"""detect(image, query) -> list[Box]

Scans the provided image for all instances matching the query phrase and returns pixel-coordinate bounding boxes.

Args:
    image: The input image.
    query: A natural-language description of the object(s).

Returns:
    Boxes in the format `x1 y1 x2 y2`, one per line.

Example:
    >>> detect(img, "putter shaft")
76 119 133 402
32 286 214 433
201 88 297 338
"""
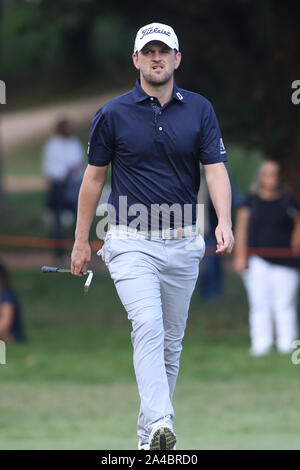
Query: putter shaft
41 266 94 292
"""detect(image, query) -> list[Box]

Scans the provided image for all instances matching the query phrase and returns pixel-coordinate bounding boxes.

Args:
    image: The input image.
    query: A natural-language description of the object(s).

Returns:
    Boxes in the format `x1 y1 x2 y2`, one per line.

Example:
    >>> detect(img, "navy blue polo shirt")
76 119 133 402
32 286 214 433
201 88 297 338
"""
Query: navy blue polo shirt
88 80 227 230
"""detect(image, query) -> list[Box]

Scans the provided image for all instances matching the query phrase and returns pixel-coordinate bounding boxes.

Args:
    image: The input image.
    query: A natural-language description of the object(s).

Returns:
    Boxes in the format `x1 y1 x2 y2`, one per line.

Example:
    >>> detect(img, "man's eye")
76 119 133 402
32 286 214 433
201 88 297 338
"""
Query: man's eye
142 49 170 55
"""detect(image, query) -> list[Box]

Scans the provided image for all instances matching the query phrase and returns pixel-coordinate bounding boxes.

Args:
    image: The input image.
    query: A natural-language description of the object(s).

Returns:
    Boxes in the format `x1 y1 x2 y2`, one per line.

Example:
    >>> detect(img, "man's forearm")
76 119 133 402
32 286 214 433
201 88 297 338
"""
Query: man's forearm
71 164 108 275
75 168 106 242
204 163 232 226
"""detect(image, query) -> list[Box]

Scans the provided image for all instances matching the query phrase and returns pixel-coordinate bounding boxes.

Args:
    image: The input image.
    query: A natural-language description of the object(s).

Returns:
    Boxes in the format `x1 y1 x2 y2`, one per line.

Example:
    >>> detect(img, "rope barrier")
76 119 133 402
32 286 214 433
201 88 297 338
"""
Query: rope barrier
0 235 102 252
0 235 299 257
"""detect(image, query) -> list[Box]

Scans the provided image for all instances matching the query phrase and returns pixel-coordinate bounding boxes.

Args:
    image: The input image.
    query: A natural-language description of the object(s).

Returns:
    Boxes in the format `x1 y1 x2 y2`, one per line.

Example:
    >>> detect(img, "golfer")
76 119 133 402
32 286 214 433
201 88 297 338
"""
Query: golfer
71 22 234 450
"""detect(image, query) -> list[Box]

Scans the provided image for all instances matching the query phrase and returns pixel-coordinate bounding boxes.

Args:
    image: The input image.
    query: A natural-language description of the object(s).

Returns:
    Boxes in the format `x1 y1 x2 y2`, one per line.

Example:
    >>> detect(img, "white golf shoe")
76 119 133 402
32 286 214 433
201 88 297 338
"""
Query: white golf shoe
149 419 176 450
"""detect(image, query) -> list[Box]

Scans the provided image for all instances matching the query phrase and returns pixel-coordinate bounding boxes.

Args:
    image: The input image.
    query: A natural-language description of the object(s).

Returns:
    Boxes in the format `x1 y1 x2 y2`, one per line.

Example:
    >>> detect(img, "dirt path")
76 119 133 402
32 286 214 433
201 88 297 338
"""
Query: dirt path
5 176 46 192
1 90 126 152
2 91 125 191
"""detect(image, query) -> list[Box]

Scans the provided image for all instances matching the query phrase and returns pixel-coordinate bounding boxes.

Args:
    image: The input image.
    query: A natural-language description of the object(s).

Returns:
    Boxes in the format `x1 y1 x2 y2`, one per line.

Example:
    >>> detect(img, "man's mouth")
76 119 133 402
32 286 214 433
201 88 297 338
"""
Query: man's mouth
152 65 164 70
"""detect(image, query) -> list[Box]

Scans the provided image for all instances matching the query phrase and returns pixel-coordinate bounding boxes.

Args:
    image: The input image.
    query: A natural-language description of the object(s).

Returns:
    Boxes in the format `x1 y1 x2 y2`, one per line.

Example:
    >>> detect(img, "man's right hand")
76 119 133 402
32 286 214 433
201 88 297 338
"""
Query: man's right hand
71 240 91 276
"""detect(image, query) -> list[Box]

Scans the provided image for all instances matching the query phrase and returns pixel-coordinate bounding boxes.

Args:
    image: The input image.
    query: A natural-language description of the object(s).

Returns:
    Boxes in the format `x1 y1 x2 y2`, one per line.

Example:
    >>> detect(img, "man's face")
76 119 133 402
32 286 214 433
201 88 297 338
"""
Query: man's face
132 41 181 86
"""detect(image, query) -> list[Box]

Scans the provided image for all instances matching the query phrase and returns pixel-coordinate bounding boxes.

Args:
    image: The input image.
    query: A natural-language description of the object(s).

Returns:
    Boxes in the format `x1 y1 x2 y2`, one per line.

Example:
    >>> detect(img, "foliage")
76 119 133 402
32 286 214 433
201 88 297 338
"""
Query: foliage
1 0 299 185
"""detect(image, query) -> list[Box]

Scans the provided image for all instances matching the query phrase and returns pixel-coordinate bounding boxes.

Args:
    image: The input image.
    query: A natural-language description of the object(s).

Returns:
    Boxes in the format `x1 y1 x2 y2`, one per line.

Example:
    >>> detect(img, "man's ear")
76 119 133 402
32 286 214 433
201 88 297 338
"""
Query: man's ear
174 51 182 70
132 52 140 70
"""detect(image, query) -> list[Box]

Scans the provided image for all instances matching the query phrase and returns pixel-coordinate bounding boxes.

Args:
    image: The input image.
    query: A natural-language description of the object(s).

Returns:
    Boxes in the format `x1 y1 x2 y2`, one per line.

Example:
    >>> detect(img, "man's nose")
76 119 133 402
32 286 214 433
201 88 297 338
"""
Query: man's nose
152 51 162 61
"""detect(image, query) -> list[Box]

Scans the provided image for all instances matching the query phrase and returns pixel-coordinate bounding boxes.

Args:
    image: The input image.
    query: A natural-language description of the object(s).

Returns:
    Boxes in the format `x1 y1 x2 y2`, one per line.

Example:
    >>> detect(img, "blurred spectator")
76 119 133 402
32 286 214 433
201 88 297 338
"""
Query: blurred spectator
198 167 245 300
0 263 25 344
42 118 84 259
234 160 300 356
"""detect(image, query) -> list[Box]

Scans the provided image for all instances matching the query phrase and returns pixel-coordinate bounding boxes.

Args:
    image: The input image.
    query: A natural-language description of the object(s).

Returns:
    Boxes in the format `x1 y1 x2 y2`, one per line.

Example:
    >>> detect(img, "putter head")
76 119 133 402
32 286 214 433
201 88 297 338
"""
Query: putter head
41 265 93 293
84 270 94 292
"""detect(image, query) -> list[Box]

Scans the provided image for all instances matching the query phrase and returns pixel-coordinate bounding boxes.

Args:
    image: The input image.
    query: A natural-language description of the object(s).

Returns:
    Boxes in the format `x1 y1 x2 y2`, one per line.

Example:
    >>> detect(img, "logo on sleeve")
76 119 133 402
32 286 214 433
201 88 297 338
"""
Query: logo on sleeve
220 138 226 155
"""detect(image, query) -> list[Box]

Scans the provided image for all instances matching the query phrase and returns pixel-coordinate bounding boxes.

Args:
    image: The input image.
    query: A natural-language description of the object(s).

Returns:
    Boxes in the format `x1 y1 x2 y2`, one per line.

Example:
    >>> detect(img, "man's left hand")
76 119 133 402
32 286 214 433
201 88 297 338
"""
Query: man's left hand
215 223 235 254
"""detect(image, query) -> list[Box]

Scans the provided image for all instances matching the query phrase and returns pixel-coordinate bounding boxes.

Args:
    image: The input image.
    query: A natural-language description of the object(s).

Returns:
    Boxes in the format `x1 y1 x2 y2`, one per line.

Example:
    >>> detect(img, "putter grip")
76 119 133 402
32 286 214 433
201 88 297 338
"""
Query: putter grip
41 266 58 273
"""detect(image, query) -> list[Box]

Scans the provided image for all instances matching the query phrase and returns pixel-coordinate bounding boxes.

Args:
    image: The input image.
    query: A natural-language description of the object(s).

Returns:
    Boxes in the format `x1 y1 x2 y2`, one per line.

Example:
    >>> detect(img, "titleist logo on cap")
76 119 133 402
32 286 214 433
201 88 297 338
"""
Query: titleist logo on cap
140 27 171 40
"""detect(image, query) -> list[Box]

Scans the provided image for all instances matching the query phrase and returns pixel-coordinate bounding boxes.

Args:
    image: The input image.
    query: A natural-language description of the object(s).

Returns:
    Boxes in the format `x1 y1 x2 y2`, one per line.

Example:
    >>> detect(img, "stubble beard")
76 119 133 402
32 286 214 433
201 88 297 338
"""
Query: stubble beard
141 68 174 87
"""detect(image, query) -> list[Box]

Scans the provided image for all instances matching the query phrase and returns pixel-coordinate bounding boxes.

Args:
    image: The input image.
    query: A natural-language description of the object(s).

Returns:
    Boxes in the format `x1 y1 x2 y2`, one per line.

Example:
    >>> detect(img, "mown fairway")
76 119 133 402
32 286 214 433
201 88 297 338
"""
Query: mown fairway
0 269 299 449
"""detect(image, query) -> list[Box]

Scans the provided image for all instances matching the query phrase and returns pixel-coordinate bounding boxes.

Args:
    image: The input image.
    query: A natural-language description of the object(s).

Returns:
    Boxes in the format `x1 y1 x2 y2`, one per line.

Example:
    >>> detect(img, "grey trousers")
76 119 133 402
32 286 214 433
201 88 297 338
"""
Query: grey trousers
100 229 205 445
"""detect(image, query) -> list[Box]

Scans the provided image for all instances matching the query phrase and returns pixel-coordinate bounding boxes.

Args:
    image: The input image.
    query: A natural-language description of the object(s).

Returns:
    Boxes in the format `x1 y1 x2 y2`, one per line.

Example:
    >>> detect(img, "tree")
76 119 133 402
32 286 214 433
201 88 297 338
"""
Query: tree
2 0 300 190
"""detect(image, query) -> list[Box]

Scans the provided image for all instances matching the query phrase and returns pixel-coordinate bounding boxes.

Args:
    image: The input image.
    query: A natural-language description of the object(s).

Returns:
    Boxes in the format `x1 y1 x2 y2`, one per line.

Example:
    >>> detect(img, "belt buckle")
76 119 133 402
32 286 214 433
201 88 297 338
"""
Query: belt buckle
176 227 183 239
170 229 176 240
169 227 183 239
165 228 176 240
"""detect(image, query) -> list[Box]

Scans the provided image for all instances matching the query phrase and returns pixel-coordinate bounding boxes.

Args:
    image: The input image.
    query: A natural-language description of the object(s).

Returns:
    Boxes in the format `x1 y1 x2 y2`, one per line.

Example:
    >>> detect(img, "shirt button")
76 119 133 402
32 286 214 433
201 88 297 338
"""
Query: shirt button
150 97 154 101
159 126 163 131
159 112 162 115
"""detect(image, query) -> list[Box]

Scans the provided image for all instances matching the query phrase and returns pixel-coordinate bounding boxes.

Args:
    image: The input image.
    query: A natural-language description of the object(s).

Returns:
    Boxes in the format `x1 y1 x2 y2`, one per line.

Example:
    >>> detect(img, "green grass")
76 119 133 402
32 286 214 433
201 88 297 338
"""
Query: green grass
0 270 299 450
227 145 262 195
4 140 44 177
1 192 101 247
3 127 91 178
2 192 49 238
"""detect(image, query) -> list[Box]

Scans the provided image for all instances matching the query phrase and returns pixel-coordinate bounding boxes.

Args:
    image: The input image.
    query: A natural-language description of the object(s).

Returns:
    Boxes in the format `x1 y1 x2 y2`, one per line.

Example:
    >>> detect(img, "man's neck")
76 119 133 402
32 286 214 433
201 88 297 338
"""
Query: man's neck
140 76 174 107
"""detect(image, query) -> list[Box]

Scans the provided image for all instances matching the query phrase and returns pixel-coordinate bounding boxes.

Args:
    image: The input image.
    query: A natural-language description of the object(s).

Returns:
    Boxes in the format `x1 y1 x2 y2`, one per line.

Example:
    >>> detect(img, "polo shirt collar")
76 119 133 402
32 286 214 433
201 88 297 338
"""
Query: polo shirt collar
132 80 149 103
132 80 184 104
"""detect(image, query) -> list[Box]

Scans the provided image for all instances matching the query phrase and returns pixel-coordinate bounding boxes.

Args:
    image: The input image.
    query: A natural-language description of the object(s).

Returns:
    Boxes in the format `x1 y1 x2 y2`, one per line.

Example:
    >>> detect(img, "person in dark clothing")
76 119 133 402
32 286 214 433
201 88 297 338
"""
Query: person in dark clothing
234 160 300 356
0 263 25 344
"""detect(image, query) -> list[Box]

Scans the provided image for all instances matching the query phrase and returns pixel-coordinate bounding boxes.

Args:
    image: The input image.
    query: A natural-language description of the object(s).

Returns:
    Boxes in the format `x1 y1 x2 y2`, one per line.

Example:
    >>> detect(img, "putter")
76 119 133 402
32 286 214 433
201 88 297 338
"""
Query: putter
41 266 94 293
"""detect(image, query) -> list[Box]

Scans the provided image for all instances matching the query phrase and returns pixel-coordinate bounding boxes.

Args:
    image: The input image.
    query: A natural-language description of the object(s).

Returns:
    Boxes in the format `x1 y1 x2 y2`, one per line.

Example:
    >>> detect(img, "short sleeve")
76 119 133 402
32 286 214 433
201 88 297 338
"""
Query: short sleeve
87 108 114 166
198 102 227 165
290 196 300 212
287 195 300 218
241 194 254 209
1 288 15 304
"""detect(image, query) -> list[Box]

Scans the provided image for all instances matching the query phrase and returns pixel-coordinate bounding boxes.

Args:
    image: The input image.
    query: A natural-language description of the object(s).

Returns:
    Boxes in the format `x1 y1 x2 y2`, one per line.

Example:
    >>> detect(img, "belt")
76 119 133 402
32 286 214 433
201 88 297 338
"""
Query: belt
108 224 199 240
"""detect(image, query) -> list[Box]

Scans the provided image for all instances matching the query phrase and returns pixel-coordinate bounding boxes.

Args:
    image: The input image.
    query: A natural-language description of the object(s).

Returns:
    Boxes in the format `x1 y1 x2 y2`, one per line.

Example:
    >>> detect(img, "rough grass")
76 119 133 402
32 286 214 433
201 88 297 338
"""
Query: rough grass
3 127 90 177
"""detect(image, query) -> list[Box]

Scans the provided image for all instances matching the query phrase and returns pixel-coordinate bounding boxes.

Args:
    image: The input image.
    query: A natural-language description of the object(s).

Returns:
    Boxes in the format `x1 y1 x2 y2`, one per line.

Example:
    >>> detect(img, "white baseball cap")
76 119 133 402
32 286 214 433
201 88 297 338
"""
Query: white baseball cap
134 22 179 53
